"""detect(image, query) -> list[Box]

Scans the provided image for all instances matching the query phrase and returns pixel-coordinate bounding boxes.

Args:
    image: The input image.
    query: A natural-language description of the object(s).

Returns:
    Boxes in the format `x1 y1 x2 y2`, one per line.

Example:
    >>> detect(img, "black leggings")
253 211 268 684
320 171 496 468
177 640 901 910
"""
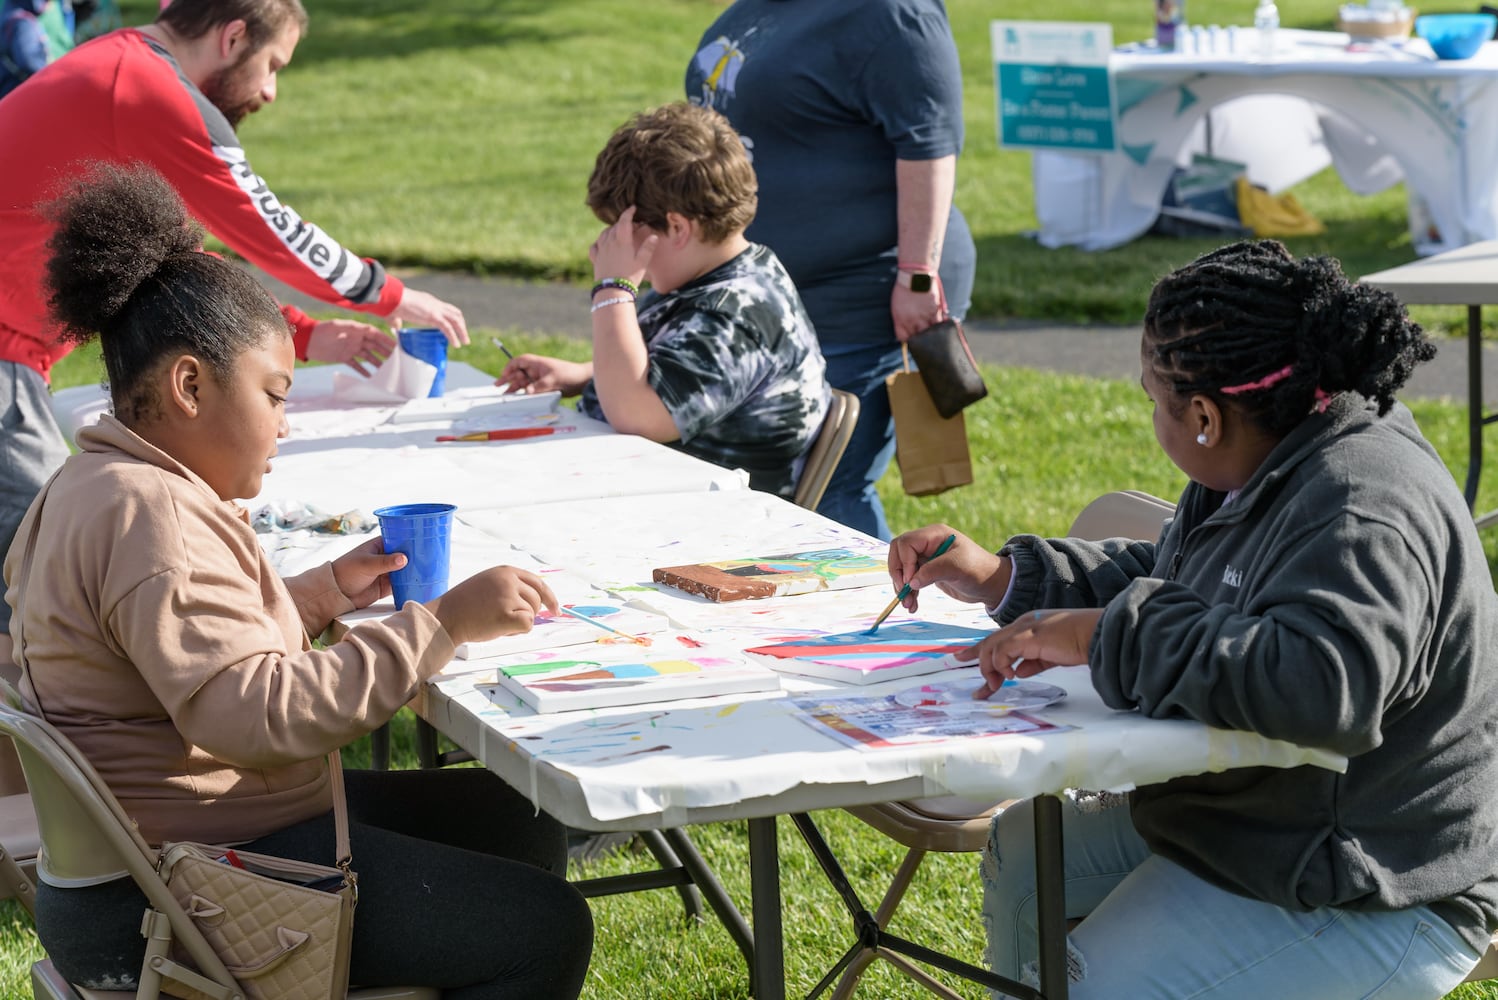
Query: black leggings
35 768 593 999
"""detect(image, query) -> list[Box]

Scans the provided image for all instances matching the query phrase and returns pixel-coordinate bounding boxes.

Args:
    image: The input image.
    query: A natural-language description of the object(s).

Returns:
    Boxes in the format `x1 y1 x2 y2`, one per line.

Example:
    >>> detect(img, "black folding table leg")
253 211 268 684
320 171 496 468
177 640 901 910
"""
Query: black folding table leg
748 816 784 1000
660 827 757 967
1033 795 1069 1000
636 828 705 923
368 722 391 771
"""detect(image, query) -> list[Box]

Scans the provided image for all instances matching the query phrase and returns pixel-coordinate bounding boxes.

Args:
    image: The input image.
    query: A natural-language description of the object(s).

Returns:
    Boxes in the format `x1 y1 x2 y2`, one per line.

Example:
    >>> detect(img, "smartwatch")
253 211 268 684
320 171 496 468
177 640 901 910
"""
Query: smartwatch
898 269 934 293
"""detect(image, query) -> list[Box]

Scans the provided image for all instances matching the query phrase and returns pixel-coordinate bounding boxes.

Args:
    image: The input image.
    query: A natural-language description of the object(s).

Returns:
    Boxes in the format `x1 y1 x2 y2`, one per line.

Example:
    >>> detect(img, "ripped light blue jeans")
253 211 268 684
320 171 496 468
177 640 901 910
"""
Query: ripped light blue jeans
981 797 1482 1000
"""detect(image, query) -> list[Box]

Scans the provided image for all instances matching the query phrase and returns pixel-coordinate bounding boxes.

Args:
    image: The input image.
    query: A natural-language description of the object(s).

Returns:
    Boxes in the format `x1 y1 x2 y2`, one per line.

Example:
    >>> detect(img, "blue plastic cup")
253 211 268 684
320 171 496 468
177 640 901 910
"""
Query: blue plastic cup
397 328 448 397
374 503 456 606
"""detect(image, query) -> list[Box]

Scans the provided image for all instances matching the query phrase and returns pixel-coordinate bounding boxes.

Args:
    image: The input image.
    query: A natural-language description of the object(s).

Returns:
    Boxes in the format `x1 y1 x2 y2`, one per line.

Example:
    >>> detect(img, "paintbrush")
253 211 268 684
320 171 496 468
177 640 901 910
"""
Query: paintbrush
491 337 529 395
867 533 957 634
554 605 651 644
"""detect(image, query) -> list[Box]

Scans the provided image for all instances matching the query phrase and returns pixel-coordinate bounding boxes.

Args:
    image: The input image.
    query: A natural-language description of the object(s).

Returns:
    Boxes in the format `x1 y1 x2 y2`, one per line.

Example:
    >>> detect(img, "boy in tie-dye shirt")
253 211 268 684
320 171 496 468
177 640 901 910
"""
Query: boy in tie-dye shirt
496 103 830 498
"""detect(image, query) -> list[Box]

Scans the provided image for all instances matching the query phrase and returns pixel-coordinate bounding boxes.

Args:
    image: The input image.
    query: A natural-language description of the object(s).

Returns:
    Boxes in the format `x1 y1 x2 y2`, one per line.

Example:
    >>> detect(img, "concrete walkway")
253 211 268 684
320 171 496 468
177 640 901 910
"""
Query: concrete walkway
255 266 1494 405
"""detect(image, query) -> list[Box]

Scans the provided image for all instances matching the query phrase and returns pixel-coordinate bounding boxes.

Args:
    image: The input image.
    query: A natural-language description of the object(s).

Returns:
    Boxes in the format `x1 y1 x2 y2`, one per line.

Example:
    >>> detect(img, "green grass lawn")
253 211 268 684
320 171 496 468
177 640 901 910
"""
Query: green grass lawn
100 0 1487 339
16 2 1498 995
14 332 1498 999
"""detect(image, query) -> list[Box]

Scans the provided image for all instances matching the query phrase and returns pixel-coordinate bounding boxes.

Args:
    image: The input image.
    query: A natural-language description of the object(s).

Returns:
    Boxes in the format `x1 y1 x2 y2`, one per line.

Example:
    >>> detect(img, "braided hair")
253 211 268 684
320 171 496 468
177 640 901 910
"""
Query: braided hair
1143 239 1435 438
42 161 287 425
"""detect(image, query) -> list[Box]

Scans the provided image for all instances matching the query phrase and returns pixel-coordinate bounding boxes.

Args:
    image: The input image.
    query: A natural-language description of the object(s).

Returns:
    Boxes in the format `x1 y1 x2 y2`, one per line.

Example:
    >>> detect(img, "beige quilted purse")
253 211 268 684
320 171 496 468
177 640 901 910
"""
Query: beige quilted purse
7 476 357 999
158 754 357 1000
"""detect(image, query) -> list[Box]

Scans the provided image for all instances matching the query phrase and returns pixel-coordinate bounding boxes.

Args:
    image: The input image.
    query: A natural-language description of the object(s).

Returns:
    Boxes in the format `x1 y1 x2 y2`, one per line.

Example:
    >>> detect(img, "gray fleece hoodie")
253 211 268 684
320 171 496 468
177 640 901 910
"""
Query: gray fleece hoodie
999 395 1498 950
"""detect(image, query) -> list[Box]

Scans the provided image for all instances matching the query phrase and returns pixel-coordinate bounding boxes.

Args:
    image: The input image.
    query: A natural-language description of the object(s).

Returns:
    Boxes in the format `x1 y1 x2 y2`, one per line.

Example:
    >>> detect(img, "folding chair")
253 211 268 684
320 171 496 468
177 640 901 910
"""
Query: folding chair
817 489 1176 999
0 637 43 913
1463 935 1498 983
0 698 436 1000
794 388 861 511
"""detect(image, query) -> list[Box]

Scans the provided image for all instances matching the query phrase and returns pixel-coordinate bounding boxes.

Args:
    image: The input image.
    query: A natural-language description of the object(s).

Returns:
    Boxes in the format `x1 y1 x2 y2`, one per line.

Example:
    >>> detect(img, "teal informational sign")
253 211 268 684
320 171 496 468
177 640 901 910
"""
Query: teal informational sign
992 21 1116 153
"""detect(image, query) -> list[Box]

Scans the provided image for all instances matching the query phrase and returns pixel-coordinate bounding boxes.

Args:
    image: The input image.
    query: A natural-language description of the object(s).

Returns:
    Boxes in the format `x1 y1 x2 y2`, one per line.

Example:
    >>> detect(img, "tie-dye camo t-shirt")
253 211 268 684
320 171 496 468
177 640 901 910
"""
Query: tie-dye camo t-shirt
579 243 829 498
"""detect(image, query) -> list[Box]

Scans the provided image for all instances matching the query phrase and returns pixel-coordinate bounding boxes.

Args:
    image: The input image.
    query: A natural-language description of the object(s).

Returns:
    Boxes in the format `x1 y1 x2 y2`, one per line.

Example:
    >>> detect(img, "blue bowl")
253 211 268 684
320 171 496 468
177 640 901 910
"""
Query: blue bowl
1415 13 1496 60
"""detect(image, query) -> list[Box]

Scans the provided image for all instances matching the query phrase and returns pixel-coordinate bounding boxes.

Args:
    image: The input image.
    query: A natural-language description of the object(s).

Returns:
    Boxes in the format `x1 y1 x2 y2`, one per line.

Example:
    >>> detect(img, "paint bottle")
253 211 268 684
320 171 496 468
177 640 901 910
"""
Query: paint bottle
1155 0 1185 50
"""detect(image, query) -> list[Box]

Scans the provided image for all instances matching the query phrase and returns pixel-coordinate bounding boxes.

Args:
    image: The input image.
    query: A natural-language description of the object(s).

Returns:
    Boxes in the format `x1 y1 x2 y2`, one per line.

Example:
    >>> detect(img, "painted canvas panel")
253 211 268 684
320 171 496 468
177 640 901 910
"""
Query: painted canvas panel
652 547 886 602
485 641 781 713
746 620 992 684
456 601 671 659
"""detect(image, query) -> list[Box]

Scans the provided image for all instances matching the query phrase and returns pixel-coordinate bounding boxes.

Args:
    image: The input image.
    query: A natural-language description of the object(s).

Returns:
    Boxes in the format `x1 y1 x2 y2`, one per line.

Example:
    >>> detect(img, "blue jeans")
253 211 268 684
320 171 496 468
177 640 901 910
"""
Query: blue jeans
982 797 1482 999
815 340 905 541
0 361 71 633
807 214 974 542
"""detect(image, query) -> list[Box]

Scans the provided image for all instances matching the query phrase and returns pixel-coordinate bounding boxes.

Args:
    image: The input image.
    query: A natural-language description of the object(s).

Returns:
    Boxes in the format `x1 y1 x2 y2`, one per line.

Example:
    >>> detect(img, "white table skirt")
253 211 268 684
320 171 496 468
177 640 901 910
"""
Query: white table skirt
1034 29 1498 254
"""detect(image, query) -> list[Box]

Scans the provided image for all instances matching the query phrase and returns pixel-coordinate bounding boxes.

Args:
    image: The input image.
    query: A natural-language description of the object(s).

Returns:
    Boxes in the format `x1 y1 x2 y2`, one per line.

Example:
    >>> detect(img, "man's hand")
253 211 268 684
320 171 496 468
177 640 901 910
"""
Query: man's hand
303 320 396 377
391 288 469 347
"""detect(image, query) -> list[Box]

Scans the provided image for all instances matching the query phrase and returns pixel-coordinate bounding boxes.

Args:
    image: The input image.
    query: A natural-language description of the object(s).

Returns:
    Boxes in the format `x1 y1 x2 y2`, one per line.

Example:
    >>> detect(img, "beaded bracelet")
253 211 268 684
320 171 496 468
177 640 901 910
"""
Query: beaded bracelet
590 277 639 299
590 295 635 314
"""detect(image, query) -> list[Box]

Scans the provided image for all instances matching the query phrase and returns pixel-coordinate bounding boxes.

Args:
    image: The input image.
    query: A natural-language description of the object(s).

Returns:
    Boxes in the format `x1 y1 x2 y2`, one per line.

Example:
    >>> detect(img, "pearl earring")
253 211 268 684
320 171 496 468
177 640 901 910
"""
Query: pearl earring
1196 433 1209 445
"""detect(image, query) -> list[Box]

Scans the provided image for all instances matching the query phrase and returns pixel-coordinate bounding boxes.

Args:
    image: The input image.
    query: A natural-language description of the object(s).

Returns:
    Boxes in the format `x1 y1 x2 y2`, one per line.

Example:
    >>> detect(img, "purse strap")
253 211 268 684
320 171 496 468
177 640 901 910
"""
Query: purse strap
8 472 352 870
328 750 351 871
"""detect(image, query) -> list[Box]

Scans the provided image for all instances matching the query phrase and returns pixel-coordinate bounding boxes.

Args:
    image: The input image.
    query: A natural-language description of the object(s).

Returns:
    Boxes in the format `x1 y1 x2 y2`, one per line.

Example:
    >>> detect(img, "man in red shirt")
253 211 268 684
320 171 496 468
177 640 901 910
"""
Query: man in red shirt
0 0 471 637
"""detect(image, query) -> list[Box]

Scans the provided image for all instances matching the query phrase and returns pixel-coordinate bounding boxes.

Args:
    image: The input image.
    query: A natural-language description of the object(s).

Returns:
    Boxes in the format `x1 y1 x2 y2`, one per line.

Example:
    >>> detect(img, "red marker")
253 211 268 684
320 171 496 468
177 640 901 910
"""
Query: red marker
435 426 577 442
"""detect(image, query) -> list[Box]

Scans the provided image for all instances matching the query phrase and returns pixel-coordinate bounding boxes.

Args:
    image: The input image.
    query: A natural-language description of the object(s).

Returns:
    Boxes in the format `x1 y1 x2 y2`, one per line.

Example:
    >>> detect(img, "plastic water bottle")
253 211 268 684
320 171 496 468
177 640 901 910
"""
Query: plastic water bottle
1253 0 1279 57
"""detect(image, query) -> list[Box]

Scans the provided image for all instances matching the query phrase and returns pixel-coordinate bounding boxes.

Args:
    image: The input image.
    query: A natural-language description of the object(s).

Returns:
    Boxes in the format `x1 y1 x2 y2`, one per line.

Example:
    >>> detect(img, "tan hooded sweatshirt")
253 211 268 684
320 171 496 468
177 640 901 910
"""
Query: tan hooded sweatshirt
3 415 455 846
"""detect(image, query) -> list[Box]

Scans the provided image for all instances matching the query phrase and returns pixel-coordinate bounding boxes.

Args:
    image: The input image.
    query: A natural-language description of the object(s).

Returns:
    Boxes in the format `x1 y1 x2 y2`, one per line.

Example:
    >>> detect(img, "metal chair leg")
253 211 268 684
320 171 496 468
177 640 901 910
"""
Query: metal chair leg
830 847 927 999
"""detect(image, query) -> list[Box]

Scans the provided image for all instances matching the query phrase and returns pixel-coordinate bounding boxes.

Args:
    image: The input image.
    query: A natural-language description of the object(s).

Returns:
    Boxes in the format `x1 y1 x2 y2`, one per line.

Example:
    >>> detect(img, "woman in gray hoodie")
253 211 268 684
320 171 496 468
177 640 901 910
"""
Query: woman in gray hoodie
891 239 1498 998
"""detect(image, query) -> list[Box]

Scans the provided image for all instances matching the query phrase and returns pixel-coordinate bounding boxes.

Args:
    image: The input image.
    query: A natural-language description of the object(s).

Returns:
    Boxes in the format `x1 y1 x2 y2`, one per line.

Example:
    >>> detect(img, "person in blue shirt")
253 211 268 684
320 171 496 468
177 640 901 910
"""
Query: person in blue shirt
0 0 50 98
686 0 976 540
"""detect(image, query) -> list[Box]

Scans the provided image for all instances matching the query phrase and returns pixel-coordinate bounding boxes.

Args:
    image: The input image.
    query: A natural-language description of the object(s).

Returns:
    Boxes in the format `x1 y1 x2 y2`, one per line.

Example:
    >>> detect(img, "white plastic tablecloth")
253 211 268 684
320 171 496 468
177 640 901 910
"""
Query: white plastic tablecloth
236 364 746 514
237 380 1344 833
436 493 1346 829
426 661 1345 828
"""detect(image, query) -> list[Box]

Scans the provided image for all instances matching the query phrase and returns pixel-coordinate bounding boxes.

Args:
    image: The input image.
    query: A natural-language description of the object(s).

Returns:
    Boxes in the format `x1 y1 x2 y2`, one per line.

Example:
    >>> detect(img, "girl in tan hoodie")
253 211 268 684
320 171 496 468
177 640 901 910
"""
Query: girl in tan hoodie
3 161 593 998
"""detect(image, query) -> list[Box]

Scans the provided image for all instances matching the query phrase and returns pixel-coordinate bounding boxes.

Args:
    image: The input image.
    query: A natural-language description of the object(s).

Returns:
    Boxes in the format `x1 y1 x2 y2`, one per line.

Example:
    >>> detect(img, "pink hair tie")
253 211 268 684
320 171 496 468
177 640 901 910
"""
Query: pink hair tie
1220 364 1294 395
1313 388 1336 414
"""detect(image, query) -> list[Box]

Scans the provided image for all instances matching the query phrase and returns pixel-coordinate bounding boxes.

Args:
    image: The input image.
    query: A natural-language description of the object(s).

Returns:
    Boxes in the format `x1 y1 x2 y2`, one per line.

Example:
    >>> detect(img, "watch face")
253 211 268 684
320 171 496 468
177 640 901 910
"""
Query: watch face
909 272 933 293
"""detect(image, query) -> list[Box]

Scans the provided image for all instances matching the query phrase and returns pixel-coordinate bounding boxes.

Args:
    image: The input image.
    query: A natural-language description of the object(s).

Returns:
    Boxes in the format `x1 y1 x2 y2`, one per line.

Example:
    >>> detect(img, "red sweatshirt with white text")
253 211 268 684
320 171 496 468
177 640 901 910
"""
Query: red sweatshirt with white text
0 29 406 379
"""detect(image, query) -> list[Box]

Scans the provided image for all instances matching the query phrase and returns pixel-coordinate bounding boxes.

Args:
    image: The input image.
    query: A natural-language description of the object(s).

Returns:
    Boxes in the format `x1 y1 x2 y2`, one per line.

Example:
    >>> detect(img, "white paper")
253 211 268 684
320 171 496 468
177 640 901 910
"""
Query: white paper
50 384 112 440
331 347 436 404
389 388 562 425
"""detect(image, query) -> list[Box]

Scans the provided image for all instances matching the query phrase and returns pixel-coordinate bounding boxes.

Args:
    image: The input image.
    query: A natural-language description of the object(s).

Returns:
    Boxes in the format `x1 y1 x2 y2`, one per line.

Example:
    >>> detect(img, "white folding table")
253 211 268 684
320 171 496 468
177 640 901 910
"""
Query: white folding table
1362 240 1498 527
404 492 1345 1000
1034 30 1498 254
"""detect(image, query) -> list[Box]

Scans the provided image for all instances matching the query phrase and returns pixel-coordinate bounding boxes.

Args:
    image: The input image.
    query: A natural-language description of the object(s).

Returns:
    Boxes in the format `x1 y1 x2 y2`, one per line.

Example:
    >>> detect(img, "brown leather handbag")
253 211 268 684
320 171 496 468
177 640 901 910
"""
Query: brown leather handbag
905 318 989 419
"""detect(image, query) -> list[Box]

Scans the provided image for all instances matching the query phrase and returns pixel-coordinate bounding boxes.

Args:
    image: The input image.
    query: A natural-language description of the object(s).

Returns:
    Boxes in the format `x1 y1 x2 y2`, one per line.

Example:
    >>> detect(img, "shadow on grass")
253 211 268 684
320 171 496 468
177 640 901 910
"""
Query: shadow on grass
287 0 565 65
971 212 1417 325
